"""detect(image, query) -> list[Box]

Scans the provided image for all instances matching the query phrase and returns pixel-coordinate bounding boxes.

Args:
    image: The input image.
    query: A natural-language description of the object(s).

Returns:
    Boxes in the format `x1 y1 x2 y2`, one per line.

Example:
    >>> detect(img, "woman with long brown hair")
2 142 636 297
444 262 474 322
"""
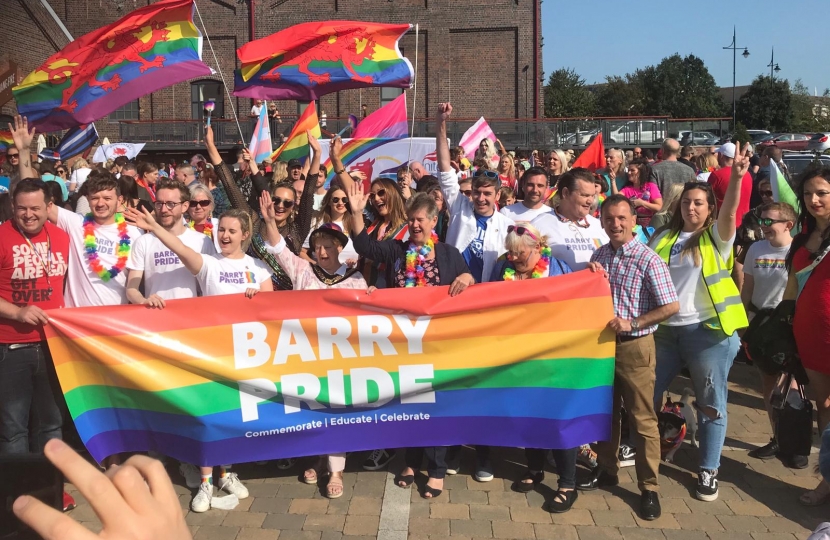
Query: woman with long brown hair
300 185 358 263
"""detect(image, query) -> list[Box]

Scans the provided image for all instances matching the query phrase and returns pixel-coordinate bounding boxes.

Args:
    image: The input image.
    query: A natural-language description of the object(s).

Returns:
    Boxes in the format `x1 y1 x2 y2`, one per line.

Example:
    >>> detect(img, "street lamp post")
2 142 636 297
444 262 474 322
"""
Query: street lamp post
723 26 749 130
767 48 781 79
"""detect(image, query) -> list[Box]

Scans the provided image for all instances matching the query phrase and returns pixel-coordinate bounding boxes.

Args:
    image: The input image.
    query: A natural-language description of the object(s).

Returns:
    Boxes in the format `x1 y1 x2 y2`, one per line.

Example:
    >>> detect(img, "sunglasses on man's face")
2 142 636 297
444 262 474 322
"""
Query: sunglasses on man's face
758 218 788 227
273 197 294 208
56 169 66 174
759 190 774 198
369 189 387 200
190 199 211 208
460 189 473 197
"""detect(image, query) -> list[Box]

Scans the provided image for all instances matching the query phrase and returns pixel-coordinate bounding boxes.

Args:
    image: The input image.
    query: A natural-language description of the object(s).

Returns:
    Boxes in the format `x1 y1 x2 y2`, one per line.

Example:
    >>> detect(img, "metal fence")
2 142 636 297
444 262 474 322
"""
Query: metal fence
118 116 733 150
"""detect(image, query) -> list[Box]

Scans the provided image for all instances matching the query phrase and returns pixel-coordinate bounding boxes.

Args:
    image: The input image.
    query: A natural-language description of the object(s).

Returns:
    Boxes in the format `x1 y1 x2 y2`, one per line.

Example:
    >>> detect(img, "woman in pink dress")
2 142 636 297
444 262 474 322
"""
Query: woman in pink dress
259 191 367 499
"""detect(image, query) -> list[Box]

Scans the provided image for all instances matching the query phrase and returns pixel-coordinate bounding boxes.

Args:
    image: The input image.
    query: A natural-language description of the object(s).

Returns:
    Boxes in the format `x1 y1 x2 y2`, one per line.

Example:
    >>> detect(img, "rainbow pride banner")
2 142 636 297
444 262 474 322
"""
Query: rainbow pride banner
45 271 615 466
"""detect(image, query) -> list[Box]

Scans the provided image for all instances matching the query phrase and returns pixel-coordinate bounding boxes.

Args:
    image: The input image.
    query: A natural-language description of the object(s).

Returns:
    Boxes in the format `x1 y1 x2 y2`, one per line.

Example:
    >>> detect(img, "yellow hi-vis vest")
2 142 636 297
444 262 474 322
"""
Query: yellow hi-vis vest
653 227 748 336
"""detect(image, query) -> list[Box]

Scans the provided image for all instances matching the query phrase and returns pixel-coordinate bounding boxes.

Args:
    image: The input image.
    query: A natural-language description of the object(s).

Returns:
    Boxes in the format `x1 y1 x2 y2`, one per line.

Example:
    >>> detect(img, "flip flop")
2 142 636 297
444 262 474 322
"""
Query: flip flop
326 474 344 499
302 468 319 485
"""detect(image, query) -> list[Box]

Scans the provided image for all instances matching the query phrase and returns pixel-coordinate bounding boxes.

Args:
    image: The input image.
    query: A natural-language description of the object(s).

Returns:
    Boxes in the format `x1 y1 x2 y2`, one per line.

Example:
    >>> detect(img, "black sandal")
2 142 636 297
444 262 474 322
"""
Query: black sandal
395 471 417 488
512 470 544 493
548 489 578 513
422 485 443 499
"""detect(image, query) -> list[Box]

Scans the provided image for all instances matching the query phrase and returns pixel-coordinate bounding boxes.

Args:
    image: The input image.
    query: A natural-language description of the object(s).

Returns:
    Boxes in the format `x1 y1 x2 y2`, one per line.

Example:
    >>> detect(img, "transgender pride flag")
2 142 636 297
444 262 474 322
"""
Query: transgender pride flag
249 102 272 164
458 117 496 161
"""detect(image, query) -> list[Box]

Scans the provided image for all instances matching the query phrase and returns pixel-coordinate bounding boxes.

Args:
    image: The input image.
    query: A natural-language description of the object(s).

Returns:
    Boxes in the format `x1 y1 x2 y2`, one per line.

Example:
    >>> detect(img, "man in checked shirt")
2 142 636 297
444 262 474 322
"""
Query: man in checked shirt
580 193 679 521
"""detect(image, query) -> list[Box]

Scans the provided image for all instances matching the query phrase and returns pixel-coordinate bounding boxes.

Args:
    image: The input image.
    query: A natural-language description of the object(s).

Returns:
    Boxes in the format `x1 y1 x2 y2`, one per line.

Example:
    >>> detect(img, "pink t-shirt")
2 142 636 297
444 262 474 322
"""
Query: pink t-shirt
620 182 662 225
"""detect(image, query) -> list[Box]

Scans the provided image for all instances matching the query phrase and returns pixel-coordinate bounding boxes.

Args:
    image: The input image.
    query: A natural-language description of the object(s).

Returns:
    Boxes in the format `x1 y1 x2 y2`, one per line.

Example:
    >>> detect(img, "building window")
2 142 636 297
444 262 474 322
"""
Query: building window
109 100 139 122
191 81 224 120
380 87 403 108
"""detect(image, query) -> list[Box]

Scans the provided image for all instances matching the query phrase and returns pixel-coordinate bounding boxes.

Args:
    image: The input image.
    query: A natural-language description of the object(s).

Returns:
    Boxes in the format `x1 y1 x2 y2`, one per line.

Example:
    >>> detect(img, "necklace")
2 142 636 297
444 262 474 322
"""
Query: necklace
83 213 131 282
404 231 438 287
18 226 54 295
503 246 551 281
188 219 213 239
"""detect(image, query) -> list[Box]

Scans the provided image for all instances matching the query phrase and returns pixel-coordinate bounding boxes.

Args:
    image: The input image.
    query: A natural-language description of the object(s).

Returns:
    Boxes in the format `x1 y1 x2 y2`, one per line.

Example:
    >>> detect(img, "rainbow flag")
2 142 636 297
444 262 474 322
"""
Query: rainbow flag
269 102 321 163
321 137 393 185
12 0 212 132
352 92 408 139
44 271 615 465
234 21 414 101
0 130 12 153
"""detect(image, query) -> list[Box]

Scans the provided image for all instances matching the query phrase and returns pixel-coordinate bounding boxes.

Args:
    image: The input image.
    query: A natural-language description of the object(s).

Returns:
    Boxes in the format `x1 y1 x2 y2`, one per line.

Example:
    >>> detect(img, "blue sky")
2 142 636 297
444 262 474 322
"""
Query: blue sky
541 0 830 94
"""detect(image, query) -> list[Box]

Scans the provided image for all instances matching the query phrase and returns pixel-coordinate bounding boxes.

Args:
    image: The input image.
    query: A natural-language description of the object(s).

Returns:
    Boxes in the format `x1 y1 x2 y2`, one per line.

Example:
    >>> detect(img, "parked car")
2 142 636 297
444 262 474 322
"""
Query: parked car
756 133 812 151
782 153 830 176
679 131 720 146
807 133 830 153
606 120 666 145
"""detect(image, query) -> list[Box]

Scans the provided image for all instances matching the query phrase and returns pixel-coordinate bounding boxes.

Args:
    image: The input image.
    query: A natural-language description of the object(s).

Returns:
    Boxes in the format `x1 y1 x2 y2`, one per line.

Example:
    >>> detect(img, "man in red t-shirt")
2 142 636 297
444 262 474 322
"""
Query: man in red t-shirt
0 179 70 454
707 142 753 225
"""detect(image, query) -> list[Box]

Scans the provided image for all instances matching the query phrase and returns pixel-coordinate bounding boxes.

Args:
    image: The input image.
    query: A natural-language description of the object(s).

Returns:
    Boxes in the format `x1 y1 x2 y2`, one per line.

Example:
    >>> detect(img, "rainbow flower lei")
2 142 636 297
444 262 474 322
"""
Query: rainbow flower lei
503 246 551 281
83 213 131 282
188 219 213 239
404 231 438 287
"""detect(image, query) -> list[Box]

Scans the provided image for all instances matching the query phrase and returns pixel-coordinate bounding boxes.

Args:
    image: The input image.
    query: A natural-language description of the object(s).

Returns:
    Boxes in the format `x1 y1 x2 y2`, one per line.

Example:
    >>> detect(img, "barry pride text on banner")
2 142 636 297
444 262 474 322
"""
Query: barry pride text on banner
45 271 615 466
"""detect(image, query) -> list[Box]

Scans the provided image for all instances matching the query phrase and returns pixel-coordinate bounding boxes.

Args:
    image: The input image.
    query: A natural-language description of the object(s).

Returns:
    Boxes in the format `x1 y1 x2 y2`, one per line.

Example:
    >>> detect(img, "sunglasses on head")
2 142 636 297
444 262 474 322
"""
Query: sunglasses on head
369 189 387 200
331 196 347 204
507 225 539 241
759 190 774 198
190 199 211 207
477 170 499 179
273 196 294 208
758 217 788 227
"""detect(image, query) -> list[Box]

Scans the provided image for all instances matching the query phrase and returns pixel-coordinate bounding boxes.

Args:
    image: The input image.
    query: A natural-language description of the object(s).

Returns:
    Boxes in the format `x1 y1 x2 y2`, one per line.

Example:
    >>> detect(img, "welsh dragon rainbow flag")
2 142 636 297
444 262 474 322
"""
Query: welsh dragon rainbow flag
44 271 615 465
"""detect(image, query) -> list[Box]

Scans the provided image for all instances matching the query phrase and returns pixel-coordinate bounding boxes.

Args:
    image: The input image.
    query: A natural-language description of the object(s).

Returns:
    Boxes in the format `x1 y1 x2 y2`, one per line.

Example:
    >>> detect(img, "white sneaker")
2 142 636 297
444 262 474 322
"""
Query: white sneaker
191 482 213 513
179 463 201 489
218 472 249 499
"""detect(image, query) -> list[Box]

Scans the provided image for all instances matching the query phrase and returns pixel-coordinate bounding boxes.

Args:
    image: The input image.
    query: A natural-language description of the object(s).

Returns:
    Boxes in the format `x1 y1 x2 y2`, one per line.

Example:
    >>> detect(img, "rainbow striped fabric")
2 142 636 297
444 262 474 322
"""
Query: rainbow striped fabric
0 130 12 153
269 102 321 163
12 0 211 132
321 137 392 185
234 21 413 101
45 271 615 465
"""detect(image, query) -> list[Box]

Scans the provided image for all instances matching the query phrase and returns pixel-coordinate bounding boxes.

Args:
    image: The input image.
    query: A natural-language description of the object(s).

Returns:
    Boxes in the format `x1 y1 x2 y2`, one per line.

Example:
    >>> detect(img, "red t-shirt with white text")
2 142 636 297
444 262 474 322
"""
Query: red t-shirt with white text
0 221 70 343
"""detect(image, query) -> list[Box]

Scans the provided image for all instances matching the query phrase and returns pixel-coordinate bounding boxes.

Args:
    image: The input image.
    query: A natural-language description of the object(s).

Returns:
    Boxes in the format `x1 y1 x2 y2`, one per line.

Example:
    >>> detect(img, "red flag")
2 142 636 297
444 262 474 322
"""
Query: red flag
572 134 606 171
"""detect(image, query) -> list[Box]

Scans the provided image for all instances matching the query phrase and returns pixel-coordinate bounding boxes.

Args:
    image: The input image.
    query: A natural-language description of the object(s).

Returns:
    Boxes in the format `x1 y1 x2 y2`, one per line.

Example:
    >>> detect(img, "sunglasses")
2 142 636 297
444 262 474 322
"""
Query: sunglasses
331 197 347 204
154 201 185 210
56 169 66 174
759 190 774 198
477 170 499 179
460 189 473 197
507 225 540 241
190 199 211 207
273 197 294 208
7 153 19 159
758 218 788 227
368 189 387 200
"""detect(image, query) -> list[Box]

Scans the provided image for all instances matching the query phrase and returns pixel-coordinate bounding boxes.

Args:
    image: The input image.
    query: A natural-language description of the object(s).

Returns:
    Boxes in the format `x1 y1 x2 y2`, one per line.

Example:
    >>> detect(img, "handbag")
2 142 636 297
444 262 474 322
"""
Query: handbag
743 300 799 375
775 374 814 457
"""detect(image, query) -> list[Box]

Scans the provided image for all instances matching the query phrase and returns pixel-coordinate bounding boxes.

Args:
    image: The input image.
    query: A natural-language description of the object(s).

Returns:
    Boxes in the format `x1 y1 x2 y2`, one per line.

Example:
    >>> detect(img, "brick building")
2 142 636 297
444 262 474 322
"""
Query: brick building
0 0 543 154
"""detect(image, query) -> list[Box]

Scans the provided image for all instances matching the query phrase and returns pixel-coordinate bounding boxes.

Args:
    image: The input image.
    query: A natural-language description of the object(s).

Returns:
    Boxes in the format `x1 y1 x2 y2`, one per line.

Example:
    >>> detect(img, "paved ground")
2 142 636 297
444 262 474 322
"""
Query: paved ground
67 363 828 540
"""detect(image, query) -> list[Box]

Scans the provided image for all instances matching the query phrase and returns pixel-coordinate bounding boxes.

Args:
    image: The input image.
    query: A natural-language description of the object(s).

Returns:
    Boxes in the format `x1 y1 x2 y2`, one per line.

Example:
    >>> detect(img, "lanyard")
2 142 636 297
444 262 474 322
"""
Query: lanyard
18 226 53 295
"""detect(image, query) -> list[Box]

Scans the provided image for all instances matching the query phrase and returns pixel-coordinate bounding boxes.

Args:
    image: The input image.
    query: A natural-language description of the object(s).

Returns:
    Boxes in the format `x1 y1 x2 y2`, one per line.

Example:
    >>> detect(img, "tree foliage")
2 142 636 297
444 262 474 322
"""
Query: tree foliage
736 76 793 131
639 54 726 118
543 68 596 118
594 74 645 116
791 78 830 132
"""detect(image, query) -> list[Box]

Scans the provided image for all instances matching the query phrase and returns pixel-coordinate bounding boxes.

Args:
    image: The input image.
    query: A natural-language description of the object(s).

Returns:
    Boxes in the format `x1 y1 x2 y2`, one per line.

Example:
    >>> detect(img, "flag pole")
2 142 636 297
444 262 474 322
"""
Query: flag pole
193 0 246 146
408 23 419 163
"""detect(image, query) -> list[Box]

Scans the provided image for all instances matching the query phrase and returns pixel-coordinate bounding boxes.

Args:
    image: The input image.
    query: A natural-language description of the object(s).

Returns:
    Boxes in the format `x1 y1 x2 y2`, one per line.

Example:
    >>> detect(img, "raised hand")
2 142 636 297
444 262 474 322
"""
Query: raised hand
123 206 158 232
9 115 35 152
732 142 751 180
437 103 452 123
259 190 276 223
242 148 252 162
330 136 343 161
346 181 369 214
307 131 321 153
204 124 215 149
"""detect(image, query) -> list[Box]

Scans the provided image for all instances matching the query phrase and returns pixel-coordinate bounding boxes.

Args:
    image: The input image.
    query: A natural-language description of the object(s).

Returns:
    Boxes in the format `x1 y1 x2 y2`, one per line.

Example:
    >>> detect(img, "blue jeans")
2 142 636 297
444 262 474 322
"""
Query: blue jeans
653 322 739 471
0 343 64 454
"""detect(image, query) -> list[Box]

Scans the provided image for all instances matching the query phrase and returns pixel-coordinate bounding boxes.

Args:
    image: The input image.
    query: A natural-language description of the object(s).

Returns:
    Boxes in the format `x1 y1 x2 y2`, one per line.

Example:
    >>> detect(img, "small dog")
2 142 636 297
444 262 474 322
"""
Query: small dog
677 388 698 447
658 397 687 462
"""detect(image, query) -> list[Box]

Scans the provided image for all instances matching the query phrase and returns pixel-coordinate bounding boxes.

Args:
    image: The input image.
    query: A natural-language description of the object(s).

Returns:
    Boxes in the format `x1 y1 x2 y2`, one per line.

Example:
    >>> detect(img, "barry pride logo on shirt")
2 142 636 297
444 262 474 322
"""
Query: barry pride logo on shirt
219 270 258 284
564 237 602 252
153 250 181 267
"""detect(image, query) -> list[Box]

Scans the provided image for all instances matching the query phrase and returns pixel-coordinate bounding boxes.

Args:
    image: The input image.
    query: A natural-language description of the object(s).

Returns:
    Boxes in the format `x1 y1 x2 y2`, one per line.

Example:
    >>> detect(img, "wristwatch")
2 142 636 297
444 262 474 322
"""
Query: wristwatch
631 318 640 331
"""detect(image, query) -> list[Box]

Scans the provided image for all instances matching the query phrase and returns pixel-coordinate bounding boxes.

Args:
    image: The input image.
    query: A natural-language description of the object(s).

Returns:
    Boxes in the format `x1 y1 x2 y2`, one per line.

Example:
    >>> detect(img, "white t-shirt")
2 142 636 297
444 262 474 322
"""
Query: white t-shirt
250 105 262 117
69 168 91 190
302 219 359 264
652 223 734 326
499 202 552 222
57 207 144 307
531 212 609 271
196 253 273 297
743 240 790 310
127 228 216 300
313 193 326 211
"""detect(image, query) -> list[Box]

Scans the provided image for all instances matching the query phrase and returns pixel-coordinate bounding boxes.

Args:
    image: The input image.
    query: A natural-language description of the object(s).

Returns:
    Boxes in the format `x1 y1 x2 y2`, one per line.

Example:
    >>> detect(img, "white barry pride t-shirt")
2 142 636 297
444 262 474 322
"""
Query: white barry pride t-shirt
196 253 273 297
127 228 216 300
499 202 552 223
57 207 143 307
651 222 734 326
531 212 608 271
743 240 790 310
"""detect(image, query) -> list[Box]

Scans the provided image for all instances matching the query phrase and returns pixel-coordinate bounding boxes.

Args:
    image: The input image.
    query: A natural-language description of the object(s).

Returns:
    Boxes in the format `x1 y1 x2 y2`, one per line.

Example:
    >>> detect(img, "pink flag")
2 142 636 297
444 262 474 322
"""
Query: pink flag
458 117 496 161
353 93 408 139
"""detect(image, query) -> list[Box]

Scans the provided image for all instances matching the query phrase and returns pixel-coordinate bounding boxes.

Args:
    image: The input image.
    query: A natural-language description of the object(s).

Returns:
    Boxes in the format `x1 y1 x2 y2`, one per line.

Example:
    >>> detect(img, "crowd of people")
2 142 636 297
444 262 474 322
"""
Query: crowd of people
2 103 830 527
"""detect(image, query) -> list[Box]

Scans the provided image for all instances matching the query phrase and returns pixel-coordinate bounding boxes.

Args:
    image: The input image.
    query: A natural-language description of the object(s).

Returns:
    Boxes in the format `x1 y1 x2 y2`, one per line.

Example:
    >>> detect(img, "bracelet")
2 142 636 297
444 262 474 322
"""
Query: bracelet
335 168 346 175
